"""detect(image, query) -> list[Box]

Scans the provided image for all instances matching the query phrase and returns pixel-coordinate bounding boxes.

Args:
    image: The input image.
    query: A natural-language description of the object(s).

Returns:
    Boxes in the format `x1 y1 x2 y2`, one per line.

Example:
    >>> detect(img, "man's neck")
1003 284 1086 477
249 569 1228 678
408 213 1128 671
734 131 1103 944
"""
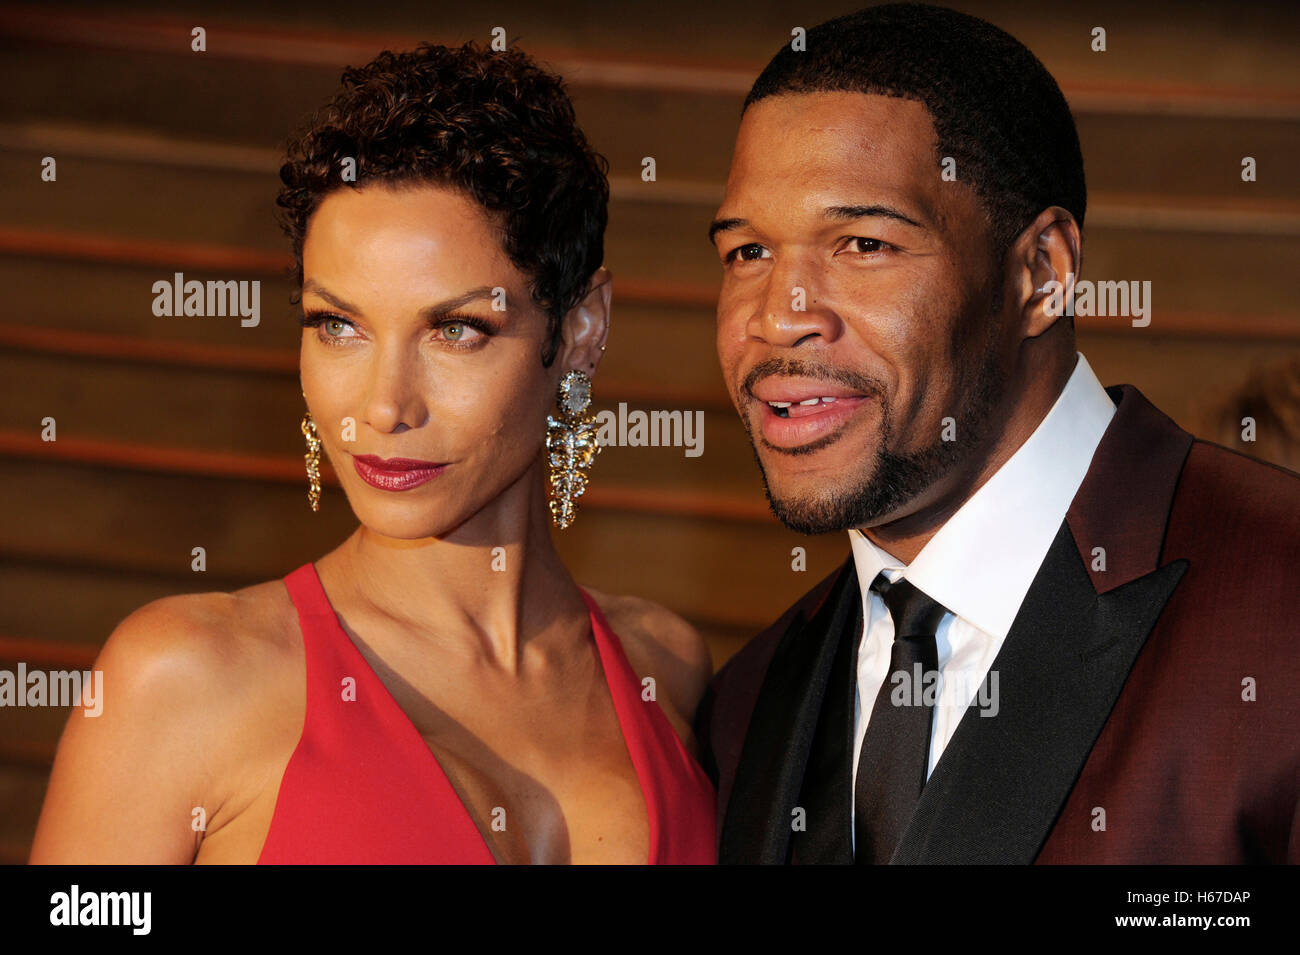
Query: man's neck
861 348 1077 565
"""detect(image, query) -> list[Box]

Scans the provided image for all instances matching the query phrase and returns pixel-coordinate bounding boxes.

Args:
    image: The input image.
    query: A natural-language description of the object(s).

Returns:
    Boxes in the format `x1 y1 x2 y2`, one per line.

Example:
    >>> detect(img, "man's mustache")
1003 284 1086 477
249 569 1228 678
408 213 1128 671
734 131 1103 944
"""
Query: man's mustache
741 357 885 401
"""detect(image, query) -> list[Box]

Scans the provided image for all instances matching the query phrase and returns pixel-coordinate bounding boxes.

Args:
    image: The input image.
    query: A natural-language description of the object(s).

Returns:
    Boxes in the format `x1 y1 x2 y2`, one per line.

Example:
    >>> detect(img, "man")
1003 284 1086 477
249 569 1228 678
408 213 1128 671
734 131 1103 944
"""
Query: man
696 3 1300 864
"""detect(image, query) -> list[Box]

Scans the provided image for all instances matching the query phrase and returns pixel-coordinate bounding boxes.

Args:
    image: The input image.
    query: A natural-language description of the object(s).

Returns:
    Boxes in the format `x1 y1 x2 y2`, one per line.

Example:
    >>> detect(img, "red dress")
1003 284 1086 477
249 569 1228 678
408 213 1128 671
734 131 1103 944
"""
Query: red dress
257 563 717 864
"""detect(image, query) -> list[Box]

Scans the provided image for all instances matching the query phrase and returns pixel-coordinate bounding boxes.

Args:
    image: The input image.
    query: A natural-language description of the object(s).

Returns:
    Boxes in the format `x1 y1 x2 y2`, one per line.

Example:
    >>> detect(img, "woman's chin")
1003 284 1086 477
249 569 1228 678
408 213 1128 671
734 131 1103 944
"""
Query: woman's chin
344 498 467 543
338 462 539 542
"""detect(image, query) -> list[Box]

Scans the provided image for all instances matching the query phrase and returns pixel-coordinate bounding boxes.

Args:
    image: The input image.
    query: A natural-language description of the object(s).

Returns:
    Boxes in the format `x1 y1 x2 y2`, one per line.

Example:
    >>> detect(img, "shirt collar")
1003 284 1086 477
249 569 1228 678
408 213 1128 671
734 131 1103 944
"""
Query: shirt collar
849 351 1116 640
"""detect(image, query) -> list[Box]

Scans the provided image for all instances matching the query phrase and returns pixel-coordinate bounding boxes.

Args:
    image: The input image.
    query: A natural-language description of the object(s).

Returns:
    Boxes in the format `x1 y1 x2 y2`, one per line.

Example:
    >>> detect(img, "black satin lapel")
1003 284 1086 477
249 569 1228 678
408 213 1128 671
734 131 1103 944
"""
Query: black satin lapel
719 564 860 865
790 582 862 865
892 520 1188 864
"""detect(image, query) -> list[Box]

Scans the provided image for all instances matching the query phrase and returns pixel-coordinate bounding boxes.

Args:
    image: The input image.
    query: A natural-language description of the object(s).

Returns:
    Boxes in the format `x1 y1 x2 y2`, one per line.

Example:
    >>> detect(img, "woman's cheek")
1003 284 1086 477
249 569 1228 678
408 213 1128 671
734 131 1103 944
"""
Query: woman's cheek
444 386 542 450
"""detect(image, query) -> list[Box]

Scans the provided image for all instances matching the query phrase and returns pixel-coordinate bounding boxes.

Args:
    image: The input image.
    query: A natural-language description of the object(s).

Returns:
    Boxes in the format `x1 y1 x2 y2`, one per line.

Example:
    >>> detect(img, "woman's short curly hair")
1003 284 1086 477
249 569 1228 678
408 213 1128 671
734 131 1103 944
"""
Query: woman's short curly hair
277 41 610 366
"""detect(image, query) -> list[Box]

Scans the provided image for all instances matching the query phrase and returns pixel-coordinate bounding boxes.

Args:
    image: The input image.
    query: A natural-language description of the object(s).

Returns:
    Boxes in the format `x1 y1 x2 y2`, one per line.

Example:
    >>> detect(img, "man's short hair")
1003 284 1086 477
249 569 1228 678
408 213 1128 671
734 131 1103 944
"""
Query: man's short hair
744 3 1086 262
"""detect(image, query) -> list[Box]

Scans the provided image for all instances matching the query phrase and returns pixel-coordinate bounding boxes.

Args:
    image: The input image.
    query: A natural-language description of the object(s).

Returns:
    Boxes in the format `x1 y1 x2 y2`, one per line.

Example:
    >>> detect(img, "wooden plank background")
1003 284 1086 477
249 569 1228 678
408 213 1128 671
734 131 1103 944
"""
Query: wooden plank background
1 0 1297 862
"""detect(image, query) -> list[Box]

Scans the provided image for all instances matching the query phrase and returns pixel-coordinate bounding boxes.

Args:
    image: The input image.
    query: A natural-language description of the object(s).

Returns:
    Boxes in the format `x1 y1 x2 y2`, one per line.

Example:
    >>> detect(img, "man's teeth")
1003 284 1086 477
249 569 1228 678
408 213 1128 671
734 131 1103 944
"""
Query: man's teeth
769 397 838 407
767 396 839 418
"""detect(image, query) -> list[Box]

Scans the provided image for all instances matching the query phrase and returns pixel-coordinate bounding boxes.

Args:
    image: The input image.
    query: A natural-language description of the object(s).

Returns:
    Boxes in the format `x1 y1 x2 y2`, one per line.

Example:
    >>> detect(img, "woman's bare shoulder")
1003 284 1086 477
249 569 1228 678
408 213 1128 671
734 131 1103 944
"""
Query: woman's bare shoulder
87 578 305 777
585 588 714 728
29 578 304 863
100 578 301 687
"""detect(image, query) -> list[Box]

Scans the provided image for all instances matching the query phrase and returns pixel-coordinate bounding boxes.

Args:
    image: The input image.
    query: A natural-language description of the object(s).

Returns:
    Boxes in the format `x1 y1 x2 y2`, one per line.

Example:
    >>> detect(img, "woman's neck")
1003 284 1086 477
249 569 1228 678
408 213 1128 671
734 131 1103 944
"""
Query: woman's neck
318 470 586 674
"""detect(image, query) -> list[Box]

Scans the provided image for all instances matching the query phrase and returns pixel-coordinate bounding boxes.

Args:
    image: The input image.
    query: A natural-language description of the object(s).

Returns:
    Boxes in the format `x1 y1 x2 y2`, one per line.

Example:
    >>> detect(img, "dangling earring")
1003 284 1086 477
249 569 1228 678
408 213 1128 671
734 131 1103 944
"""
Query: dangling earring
546 370 601 529
301 410 321 512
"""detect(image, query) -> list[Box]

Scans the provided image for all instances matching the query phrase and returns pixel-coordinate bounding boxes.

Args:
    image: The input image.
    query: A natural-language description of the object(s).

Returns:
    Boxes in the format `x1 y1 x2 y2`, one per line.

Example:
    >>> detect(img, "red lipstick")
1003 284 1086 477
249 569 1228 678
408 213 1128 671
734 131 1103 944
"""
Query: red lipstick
351 454 447 491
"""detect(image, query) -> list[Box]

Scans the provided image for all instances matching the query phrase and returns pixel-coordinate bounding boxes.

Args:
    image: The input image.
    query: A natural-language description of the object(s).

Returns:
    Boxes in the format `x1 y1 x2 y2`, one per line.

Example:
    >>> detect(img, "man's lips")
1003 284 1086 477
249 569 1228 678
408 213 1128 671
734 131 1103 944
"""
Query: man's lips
351 454 447 491
750 380 865 404
746 379 874 450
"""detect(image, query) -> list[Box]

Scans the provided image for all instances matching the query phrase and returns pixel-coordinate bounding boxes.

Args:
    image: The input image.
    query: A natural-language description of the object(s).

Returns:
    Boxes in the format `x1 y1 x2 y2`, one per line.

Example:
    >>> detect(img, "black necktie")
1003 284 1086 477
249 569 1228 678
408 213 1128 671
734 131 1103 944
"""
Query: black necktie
854 572 946 864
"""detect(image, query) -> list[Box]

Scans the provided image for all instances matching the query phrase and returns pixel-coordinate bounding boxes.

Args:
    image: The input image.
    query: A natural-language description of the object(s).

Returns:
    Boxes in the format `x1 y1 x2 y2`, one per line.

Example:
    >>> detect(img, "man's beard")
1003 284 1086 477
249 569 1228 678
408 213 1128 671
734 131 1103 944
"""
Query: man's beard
743 333 1007 536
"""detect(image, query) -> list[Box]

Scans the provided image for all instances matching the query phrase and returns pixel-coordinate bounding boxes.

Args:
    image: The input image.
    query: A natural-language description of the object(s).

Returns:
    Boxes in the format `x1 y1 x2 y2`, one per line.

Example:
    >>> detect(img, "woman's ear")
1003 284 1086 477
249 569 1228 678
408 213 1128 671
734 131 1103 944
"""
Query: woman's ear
557 267 612 375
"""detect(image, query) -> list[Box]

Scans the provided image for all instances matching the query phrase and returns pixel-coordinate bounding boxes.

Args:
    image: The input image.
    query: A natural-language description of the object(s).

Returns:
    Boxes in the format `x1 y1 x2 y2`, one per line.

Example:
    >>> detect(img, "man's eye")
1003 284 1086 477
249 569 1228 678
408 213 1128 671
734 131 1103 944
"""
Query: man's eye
847 237 889 254
725 243 770 264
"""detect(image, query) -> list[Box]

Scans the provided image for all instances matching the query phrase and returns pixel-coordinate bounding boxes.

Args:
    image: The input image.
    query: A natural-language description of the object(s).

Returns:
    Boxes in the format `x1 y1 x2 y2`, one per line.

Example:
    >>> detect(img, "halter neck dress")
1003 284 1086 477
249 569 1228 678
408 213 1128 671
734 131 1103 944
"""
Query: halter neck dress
256 562 716 864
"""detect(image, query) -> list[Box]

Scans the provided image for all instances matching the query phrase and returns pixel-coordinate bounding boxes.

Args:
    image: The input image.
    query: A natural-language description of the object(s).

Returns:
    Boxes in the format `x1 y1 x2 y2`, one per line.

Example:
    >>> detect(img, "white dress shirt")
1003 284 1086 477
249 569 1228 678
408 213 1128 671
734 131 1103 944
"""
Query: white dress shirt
848 351 1117 846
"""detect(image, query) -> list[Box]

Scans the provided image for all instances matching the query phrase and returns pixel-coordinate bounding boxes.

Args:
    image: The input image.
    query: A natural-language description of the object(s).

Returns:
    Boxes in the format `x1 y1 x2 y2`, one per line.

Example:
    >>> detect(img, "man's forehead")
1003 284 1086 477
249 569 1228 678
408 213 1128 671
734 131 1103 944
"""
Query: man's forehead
721 92 955 231
735 92 935 159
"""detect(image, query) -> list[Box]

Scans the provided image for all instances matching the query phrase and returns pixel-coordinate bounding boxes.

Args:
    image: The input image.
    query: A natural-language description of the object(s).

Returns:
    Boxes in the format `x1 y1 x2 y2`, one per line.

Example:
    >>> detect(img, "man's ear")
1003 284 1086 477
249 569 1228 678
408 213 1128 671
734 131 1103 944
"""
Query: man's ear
557 266 612 375
1013 207 1082 338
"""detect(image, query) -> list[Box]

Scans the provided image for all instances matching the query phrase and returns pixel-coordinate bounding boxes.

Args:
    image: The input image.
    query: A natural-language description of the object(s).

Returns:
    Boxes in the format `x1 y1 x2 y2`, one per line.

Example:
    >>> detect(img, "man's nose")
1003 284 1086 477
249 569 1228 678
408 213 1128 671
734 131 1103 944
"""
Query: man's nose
745 269 841 348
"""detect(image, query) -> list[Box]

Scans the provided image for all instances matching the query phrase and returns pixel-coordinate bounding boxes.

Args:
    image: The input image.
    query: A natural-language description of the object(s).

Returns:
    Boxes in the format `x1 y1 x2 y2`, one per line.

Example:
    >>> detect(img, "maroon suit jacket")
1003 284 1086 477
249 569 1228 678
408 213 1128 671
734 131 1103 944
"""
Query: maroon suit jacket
695 384 1300 863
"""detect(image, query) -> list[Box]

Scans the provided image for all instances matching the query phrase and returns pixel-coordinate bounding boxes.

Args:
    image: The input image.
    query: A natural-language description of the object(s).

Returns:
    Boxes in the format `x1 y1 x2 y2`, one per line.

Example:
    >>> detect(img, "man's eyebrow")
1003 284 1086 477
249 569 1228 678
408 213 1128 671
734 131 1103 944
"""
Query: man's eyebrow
707 217 747 245
708 204 927 245
823 204 926 229
302 281 498 318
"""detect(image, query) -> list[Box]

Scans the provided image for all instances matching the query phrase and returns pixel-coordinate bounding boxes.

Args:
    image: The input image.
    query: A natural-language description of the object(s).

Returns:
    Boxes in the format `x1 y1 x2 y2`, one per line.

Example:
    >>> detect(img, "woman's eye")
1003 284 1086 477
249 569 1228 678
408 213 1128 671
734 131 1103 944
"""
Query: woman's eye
435 320 485 345
324 318 352 337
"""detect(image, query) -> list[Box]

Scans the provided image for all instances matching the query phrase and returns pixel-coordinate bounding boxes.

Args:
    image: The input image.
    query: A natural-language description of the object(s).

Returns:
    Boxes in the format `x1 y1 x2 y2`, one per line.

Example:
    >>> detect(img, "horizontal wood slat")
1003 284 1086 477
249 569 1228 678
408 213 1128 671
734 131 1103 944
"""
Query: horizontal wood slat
0 738 57 769
0 226 1295 338
0 428 314 484
0 455 846 625
0 321 735 409
6 120 1298 233
0 224 724 307
3 0 1293 869
0 635 97 669
0 428 774 521
2 3 1298 117
0 225 287 272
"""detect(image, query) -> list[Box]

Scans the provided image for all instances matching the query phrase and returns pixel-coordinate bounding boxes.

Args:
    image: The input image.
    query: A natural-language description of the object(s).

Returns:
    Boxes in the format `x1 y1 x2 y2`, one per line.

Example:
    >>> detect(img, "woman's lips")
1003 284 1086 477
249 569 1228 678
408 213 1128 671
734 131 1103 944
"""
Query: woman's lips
351 454 447 491
756 394 872 450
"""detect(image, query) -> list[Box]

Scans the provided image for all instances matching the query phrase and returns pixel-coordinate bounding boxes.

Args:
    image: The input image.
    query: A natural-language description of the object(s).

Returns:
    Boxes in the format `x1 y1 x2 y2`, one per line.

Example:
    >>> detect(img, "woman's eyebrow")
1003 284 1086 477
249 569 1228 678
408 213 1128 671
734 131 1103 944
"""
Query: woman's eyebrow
302 280 360 313
301 281 498 318
420 286 498 319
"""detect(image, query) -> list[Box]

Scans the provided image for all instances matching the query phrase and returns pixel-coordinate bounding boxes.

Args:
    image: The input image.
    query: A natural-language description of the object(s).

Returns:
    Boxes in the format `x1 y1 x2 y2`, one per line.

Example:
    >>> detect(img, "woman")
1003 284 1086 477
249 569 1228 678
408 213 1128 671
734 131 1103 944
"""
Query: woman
29 41 716 864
